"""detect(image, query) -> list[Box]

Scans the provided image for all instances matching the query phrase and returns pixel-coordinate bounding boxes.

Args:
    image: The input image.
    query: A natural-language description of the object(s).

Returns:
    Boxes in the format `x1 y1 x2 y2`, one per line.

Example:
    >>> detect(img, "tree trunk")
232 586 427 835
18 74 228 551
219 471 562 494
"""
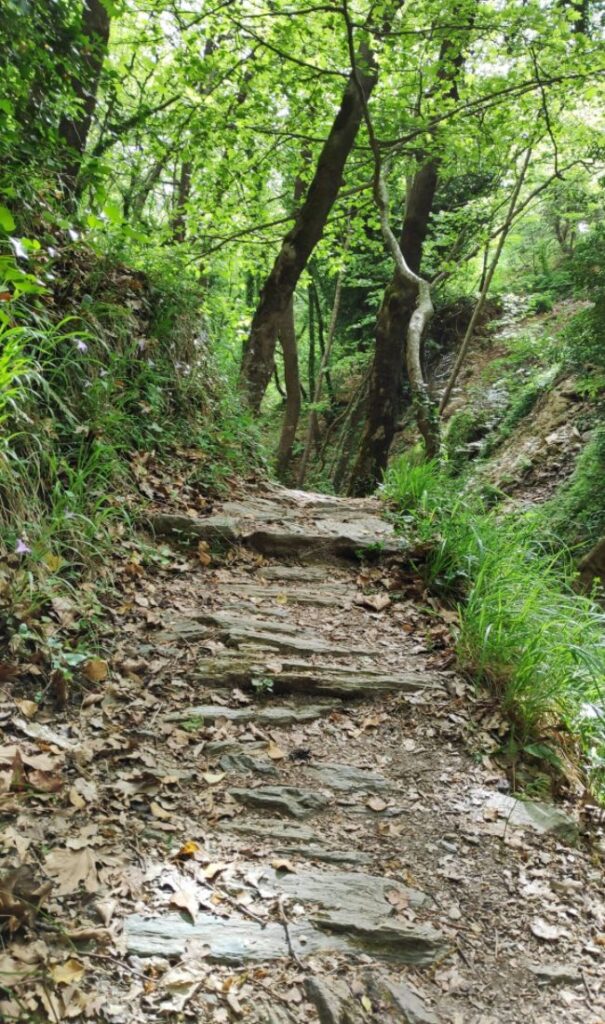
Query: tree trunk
348 15 472 494
58 0 111 202
349 161 438 494
172 159 192 242
275 300 301 481
239 33 382 414
297 232 350 487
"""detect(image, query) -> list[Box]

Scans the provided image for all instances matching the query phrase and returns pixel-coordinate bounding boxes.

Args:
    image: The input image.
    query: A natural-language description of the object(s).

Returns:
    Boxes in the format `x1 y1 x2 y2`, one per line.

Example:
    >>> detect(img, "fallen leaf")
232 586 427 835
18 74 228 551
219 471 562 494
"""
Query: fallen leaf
83 658 109 683
150 801 173 820
200 862 227 881
202 772 225 786
50 958 85 985
44 847 99 895
266 741 285 761
176 841 201 860
168 876 200 923
14 700 38 719
198 541 212 567
271 859 296 873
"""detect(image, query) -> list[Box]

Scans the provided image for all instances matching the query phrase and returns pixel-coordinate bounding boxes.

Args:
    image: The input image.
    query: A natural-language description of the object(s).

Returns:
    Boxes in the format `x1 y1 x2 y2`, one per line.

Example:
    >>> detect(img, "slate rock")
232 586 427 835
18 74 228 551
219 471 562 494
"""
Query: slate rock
165 702 338 726
305 977 364 1024
218 752 278 777
479 790 579 841
311 910 446 965
124 910 444 965
229 784 329 818
307 761 388 792
219 819 319 843
260 866 427 914
526 962 581 985
364 971 439 1023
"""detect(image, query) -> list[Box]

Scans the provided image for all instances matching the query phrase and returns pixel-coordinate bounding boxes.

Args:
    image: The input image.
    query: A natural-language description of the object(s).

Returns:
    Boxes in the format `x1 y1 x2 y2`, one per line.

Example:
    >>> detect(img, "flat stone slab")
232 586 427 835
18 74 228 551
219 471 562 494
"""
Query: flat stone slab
273 845 372 866
219 820 320 844
165 703 338 726
306 973 439 1024
213 581 352 607
473 789 579 841
256 866 427 913
124 910 444 965
258 566 334 582
218 752 278 777
306 761 388 792
192 653 435 698
148 488 404 562
229 785 329 819
159 611 367 656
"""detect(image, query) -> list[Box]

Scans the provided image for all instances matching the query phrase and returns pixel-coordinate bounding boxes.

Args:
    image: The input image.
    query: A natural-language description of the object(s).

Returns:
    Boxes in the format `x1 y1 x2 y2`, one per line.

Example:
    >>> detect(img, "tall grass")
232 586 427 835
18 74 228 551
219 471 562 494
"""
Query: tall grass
384 455 605 794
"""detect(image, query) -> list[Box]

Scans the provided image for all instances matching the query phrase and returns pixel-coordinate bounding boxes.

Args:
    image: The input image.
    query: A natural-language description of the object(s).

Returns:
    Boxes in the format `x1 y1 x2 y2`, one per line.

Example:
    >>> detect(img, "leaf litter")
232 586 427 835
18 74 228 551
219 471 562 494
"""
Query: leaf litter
0 485 602 1022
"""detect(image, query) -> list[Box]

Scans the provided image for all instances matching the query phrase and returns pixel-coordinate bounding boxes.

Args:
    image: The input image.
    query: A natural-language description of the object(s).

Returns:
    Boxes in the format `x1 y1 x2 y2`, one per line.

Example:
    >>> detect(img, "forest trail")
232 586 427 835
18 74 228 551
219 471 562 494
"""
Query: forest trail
7 487 604 1023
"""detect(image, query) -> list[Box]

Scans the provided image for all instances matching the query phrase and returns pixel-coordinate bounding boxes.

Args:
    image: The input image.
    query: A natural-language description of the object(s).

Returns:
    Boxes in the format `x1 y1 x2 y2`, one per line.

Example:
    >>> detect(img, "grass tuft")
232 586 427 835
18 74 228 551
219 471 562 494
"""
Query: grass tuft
383 455 605 796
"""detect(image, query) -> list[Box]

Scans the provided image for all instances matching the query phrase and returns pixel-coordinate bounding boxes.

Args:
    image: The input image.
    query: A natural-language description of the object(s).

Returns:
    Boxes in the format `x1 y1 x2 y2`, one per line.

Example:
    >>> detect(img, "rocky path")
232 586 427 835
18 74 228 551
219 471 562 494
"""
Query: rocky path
2 486 604 1023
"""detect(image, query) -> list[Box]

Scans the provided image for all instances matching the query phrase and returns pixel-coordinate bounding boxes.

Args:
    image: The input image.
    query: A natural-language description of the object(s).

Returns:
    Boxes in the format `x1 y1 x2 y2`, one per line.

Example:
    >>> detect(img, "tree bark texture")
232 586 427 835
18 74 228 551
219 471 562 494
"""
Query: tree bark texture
349 161 438 494
349 15 473 494
58 0 111 201
275 300 301 481
239 39 379 414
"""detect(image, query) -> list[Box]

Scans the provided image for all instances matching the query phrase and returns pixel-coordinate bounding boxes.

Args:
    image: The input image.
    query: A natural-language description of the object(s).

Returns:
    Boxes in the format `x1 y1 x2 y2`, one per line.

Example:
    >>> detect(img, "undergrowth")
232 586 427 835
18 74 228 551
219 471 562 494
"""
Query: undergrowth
0 250 264 673
384 455 605 798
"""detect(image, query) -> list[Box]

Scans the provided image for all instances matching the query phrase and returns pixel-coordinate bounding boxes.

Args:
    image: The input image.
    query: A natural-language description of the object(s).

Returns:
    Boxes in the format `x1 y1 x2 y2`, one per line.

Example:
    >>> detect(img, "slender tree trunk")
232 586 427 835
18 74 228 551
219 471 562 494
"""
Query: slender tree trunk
298 231 350 487
349 162 438 494
172 159 192 242
307 284 316 399
58 0 111 202
348 15 473 493
276 300 301 480
239 26 387 413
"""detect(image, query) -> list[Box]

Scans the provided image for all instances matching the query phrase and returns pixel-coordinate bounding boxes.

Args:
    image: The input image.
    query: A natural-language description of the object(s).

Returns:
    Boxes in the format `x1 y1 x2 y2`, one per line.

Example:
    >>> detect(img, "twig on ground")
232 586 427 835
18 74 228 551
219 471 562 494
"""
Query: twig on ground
277 894 304 967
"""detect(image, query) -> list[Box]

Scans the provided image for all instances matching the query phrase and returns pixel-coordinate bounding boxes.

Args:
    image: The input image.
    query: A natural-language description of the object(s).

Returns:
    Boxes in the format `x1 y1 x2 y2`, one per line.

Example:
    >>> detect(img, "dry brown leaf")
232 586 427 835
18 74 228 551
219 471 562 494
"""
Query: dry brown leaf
50 958 85 985
169 877 200 923
83 658 109 683
366 796 387 813
271 859 296 873
266 741 285 761
150 801 172 820
14 700 38 719
44 847 99 896
200 862 227 880
198 541 212 567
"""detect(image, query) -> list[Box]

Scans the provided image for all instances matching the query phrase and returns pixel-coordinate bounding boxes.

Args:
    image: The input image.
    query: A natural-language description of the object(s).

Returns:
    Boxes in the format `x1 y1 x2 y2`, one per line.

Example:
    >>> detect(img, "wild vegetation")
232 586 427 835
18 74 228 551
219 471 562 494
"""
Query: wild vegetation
1 0 605 796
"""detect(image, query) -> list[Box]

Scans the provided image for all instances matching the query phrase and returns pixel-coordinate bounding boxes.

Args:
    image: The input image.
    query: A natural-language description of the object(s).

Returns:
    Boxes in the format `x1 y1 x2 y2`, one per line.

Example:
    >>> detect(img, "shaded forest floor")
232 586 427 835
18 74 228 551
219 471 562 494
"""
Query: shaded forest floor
1 484 604 1023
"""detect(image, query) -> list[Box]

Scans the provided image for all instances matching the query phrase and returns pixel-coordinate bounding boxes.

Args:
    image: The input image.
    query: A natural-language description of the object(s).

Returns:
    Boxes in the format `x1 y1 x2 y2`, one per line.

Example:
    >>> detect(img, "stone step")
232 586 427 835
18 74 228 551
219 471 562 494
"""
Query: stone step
192 652 435 698
147 489 404 562
165 702 339 727
124 910 445 966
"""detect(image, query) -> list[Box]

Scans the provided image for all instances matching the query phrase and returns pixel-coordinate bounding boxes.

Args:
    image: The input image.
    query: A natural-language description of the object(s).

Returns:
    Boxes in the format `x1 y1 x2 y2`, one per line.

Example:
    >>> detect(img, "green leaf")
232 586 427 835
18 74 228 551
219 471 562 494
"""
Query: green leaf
0 205 15 232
